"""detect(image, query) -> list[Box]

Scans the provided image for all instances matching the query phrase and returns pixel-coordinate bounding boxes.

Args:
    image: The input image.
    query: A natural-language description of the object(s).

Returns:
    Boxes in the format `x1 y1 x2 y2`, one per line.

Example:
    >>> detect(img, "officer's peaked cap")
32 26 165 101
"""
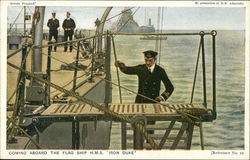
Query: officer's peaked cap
143 50 158 58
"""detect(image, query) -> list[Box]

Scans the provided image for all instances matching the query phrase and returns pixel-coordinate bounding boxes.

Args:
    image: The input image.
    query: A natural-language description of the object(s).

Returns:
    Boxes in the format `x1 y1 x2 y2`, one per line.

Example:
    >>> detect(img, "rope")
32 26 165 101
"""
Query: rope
106 7 135 22
191 39 202 103
39 39 205 149
40 48 201 123
7 32 204 126
7 48 23 59
35 34 107 50
7 38 207 150
11 46 31 118
38 48 201 124
7 88 18 105
113 32 213 36
7 46 31 104
35 32 213 50
50 63 92 95
7 61 159 149
111 35 122 103
8 45 31 140
8 7 24 34
26 6 33 15
114 7 140 37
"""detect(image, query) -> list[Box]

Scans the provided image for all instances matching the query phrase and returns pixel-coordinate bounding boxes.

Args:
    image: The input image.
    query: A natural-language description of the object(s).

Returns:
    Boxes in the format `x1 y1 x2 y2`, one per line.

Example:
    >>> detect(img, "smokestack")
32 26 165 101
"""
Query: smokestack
149 18 151 25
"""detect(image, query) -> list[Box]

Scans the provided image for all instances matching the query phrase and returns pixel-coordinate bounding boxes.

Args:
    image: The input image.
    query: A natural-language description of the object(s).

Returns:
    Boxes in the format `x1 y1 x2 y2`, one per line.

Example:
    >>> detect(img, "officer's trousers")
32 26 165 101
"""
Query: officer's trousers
64 30 74 51
49 30 58 51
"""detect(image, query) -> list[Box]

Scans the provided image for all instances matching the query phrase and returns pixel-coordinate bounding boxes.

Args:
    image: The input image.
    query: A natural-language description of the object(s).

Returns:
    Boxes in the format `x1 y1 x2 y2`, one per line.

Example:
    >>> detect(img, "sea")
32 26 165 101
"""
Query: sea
109 30 245 150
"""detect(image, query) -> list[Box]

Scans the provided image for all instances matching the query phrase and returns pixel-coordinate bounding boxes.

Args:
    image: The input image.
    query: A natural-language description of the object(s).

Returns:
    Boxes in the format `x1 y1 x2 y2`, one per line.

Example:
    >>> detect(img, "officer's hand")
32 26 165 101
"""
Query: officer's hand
155 96 162 102
115 61 125 70
114 60 120 67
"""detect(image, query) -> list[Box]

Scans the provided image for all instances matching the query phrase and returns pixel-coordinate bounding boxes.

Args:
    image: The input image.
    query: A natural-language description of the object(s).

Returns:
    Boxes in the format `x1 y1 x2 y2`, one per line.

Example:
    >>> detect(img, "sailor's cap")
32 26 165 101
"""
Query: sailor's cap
143 50 158 58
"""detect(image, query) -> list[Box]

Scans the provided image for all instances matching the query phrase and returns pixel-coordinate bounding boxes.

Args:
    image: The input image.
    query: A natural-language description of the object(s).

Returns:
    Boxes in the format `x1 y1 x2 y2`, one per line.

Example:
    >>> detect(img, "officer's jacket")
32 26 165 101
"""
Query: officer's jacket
62 18 76 31
120 64 174 103
47 18 59 31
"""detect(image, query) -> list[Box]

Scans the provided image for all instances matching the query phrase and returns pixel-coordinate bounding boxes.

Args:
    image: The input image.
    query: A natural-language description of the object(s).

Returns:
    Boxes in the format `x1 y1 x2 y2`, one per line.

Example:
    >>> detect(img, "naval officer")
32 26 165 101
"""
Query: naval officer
62 12 76 52
115 50 174 103
115 50 174 134
47 12 59 52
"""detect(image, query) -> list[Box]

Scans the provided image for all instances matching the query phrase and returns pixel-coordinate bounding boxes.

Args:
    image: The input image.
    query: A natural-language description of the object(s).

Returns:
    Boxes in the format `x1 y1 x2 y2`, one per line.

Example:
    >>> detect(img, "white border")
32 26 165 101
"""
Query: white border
0 0 8 159
1 1 249 159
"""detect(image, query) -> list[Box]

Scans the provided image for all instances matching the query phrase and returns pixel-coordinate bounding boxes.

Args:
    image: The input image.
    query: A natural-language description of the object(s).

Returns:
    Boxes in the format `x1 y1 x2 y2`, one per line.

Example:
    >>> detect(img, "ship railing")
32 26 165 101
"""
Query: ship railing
110 30 217 120
7 31 217 121
7 31 216 150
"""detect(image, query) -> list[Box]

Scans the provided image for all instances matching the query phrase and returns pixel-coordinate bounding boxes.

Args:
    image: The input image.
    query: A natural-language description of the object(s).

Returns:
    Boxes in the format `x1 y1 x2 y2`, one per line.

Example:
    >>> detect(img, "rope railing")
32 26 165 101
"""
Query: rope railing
37 43 203 124
112 32 214 36
111 35 122 103
7 61 159 149
35 46 202 124
6 31 215 150
8 32 214 57
6 34 201 150
50 62 92 95
6 33 207 123
7 47 24 59
11 45 31 117
7 44 32 104
34 34 108 49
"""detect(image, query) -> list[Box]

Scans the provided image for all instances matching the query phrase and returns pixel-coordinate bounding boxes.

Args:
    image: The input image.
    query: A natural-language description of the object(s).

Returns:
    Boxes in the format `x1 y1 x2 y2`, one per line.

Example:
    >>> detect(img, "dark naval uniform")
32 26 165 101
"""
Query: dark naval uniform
62 18 76 52
120 64 174 103
117 50 174 135
47 18 59 51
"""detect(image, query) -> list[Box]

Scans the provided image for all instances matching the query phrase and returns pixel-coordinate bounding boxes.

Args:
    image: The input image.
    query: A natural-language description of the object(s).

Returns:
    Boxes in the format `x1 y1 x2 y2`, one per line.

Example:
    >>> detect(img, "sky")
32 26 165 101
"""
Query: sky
7 6 246 30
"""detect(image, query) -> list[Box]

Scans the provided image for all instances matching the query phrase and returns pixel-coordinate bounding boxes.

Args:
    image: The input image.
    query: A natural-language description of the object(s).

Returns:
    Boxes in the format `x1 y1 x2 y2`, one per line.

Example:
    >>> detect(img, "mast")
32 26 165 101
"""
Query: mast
33 6 45 72
23 6 26 36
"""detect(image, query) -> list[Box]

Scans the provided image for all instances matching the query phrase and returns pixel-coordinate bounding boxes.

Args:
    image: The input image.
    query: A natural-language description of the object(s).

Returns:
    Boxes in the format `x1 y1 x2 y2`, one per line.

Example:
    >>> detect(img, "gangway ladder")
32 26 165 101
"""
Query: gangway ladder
123 120 194 150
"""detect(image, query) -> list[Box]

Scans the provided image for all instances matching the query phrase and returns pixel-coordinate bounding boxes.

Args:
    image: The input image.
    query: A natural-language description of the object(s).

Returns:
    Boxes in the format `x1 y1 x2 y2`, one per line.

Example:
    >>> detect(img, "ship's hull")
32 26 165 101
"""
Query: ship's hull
8 80 112 149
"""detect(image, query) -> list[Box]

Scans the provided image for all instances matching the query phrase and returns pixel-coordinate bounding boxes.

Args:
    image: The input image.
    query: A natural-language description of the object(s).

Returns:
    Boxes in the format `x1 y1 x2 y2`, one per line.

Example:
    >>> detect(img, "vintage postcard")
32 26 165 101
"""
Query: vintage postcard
0 0 249 159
